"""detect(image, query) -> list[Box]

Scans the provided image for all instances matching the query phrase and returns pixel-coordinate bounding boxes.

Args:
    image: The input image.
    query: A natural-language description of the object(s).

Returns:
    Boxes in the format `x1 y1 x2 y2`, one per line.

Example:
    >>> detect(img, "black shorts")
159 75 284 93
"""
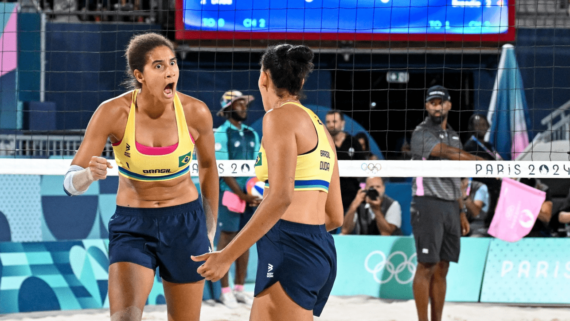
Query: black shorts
411 196 461 264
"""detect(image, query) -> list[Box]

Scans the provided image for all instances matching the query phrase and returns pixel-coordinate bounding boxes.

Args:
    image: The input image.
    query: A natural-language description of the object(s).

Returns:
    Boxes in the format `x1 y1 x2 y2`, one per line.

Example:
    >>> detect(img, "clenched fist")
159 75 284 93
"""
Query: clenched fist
87 156 113 181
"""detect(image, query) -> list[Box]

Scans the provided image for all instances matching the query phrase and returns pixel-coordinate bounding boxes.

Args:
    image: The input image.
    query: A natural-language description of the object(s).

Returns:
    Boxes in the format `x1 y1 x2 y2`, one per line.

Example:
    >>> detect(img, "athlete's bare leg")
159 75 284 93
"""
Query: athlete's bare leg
250 281 313 321
429 261 449 321
234 248 250 285
413 262 436 321
108 262 155 321
218 231 237 288
162 279 205 321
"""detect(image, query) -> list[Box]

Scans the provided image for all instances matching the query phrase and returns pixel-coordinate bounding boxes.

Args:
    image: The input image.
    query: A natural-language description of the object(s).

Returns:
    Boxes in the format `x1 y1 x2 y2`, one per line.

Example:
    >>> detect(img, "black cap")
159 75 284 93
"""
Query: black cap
425 85 450 102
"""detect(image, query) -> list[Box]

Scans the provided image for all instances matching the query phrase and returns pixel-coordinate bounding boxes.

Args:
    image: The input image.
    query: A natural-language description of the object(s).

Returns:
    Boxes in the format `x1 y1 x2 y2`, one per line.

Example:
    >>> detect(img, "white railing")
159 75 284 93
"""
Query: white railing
534 99 570 144
0 134 114 158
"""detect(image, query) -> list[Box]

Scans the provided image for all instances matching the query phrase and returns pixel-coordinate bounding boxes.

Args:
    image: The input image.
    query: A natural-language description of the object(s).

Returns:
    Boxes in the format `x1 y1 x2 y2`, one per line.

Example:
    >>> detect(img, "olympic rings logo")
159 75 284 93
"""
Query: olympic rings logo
361 162 382 173
364 251 417 284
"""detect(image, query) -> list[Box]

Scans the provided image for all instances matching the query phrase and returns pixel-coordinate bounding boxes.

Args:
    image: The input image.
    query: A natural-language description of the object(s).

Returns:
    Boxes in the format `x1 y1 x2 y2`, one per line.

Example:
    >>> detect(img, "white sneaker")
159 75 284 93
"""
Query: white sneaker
234 290 253 307
219 291 239 309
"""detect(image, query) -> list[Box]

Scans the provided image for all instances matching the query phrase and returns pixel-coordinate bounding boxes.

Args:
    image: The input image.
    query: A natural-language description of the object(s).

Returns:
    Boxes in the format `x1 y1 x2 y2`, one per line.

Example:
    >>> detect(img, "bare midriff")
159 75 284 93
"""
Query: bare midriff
116 174 200 208
278 189 328 225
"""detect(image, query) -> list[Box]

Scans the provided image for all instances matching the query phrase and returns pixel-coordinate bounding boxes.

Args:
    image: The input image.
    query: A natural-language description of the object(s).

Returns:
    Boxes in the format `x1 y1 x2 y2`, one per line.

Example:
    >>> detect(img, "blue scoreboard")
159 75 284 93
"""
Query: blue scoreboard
176 0 514 41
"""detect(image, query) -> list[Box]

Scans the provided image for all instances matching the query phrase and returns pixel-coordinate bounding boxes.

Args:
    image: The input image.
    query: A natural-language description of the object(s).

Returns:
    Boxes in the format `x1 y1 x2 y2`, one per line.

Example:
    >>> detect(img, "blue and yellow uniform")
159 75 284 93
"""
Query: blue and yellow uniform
214 120 260 232
253 102 337 317
107 90 210 283
112 90 194 182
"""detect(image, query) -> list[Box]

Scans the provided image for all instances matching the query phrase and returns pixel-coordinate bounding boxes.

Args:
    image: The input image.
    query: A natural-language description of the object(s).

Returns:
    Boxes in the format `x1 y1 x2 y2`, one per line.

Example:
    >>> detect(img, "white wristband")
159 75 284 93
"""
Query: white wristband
64 165 87 196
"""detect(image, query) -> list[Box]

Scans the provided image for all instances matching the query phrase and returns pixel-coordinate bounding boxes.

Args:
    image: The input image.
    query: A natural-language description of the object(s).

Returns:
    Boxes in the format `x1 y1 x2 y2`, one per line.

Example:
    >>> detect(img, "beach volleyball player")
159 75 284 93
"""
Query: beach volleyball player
62 33 219 321
192 44 344 320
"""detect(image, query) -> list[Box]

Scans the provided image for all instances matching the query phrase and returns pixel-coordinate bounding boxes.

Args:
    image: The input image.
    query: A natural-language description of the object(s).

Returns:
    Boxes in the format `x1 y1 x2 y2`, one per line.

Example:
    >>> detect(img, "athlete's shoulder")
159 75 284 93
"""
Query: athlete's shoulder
177 91 209 116
96 91 131 117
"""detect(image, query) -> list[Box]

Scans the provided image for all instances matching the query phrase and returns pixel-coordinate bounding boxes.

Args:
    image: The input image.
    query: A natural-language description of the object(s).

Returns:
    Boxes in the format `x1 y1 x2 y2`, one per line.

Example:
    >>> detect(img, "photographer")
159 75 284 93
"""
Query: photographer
341 177 402 236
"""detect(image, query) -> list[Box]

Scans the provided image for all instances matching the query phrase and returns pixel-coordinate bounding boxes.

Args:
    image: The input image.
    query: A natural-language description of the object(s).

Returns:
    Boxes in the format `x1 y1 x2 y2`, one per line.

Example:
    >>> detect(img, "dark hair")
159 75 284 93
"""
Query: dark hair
326 110 344 121
468 113 489 131
354 132 370 152
260 44 314 98
123 33 175 89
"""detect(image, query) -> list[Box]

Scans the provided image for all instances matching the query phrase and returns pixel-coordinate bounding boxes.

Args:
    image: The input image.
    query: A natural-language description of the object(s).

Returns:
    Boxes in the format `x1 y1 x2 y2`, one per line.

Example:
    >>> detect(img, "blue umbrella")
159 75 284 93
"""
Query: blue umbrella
485 44 532 160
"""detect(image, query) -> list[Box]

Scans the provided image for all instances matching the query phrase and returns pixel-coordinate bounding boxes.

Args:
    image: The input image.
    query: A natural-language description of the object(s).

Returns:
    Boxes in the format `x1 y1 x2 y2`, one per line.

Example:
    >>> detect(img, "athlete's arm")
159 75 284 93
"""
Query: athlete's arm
69 101 121 192
192 107 297 281
187 100 219 246
324 129 344 231
430 143 484 161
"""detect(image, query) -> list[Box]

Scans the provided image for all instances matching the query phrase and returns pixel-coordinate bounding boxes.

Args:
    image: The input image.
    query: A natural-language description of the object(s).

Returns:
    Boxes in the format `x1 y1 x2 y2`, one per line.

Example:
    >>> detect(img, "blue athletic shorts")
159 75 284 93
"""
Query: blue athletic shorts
218 201 255 233
108 199 211 283
254 220 337 317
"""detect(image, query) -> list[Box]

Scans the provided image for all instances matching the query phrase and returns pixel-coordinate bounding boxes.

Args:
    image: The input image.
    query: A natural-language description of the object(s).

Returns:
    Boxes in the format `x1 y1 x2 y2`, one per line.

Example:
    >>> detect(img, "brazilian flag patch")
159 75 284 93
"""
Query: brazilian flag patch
178 151 192 167
255 152 262 167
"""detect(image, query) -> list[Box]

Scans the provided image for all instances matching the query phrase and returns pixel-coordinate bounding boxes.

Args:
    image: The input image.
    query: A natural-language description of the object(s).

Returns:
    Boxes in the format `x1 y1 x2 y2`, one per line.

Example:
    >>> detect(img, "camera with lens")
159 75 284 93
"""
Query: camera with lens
365 188 379 201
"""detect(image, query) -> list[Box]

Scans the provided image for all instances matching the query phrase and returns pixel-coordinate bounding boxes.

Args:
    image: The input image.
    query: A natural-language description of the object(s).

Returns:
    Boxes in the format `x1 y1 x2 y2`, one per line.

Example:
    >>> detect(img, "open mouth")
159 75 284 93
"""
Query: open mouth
164 83 174 96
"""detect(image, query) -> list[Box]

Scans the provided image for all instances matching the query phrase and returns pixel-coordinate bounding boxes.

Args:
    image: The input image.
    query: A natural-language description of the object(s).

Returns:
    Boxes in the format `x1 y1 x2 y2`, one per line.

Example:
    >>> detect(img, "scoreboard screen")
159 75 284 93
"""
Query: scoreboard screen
176 0 515 41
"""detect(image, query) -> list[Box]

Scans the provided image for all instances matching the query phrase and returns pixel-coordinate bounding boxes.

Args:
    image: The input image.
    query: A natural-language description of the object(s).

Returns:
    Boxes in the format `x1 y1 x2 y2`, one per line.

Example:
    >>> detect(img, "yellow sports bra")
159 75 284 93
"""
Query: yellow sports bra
254 103 335 193
112 90 195 182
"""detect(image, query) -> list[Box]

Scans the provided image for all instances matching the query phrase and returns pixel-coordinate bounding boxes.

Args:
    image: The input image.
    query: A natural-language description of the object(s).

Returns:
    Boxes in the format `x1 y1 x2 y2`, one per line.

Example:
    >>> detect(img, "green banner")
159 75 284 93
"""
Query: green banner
481 238 570 304
331 236 490 302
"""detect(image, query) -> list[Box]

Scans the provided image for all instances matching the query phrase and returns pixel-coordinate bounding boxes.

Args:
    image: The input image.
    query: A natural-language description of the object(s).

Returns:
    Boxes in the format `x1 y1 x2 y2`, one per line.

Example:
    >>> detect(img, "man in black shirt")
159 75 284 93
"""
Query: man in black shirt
464 114 501 161
325 110 365 211
463 114 502 232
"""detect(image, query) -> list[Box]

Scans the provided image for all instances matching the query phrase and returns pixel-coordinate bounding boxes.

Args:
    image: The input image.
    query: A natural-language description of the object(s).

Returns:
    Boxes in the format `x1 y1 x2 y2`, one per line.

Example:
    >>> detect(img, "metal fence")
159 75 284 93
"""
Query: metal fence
0 134 114 158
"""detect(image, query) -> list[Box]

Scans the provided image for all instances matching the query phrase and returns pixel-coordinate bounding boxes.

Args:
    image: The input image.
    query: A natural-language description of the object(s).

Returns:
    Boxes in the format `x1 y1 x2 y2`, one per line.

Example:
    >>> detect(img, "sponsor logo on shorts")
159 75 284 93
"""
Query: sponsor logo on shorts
365 251 417 284
422 248 429 254
178 151 192 167
143 169 171 174
267 263 274 278
320 150 330 159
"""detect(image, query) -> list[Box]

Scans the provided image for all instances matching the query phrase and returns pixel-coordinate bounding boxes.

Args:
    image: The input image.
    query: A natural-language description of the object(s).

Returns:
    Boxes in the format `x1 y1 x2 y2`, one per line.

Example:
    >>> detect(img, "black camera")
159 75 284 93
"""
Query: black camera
365 188 379 201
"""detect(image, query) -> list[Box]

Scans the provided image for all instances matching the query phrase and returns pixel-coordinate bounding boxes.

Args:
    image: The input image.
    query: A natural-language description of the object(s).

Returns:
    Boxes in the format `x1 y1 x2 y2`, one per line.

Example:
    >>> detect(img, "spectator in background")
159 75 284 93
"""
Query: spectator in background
560 212 570 224
214 90 260 308
464 113 502 235
463 114 502 160
341 177 402 235
553 189 570 236
519 178 553 237
459 178 490 237
354 132 379 160
325 110 365 211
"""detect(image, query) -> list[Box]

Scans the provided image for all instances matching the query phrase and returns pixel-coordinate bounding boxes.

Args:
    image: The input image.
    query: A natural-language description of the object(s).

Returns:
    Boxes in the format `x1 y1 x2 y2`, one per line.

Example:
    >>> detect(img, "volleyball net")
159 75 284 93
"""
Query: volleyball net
2 0 570 177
